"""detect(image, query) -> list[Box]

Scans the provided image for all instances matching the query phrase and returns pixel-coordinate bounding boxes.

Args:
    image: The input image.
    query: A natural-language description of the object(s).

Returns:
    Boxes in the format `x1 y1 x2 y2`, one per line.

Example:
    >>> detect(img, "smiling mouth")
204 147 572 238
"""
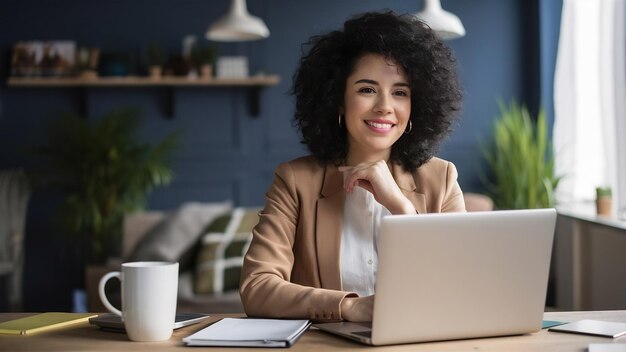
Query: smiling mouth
365 120 396 130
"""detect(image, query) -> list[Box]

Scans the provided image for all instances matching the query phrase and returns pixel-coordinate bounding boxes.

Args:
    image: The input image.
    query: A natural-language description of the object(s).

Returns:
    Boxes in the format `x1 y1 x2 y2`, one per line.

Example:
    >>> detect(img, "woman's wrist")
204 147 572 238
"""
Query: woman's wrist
340 297 355 320
389 197 416 215
340 295 374 322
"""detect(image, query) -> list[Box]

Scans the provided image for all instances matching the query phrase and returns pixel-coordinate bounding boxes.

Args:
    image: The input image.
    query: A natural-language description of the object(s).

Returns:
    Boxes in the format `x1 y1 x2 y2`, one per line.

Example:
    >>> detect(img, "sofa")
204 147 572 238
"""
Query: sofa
86 193 491 313
87 202 258 314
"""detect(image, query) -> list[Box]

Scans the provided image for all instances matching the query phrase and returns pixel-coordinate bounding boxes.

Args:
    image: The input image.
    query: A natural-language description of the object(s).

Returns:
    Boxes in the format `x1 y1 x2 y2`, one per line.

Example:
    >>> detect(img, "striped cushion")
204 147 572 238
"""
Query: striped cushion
193 207 259 294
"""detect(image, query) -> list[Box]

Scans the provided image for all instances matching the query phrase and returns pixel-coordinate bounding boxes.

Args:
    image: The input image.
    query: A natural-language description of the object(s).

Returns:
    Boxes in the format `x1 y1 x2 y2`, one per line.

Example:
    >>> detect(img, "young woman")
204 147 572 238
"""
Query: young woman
240 11 465 322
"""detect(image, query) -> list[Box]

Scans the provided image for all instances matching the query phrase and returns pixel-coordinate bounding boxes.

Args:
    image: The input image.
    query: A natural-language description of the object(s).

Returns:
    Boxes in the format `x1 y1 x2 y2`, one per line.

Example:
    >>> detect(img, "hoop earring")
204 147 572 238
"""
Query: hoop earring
404 120 413 134
338 114 344 128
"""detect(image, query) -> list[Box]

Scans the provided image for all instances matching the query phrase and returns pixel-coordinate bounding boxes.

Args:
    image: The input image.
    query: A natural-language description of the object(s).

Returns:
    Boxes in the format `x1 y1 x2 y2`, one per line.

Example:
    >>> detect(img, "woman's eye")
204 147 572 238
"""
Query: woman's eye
358 87 376 94
394 90 409 97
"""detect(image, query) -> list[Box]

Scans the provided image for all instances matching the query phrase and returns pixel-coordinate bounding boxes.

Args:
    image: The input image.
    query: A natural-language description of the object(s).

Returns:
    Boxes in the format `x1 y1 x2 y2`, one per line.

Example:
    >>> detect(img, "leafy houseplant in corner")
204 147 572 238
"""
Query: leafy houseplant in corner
480 100 561 209
35 108 177 264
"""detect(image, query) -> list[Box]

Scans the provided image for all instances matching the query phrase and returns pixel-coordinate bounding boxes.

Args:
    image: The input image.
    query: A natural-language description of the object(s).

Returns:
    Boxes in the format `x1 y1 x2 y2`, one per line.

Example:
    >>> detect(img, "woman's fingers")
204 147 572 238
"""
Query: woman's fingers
339 161 384 193
339 161 415 214
340 161 390 196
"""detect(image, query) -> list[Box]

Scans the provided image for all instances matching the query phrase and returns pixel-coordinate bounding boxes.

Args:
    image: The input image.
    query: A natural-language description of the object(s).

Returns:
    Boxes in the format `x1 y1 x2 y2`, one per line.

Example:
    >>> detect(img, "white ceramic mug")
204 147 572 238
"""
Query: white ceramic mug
99 261 179 342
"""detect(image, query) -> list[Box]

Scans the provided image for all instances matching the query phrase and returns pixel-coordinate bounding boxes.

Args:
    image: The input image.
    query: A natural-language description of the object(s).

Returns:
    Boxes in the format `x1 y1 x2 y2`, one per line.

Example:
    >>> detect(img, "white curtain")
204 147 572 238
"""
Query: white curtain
554 0 626 215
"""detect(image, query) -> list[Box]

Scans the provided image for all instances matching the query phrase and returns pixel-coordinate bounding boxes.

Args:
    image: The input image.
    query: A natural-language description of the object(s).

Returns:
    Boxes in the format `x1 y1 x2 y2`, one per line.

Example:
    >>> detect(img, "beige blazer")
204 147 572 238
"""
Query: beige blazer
240 155 465 322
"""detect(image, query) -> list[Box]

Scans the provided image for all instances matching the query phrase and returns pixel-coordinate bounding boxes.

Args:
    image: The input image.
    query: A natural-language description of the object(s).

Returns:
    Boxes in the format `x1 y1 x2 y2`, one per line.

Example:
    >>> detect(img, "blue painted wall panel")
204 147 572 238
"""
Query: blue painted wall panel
0 0 561 310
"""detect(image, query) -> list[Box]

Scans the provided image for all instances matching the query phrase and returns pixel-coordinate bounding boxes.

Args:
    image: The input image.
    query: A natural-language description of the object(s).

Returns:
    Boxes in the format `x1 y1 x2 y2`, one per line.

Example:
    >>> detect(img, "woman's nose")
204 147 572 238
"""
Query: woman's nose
373 95 393 115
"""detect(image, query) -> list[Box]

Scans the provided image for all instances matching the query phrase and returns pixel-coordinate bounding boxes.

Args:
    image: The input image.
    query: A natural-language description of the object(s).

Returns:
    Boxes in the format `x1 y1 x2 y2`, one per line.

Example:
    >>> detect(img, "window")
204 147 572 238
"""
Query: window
554 0 626 216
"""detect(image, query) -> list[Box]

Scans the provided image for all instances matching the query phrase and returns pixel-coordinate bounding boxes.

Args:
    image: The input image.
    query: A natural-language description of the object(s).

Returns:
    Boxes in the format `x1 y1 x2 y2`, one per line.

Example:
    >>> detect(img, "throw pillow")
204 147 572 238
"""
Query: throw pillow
127 201 232 272
194 207 260 294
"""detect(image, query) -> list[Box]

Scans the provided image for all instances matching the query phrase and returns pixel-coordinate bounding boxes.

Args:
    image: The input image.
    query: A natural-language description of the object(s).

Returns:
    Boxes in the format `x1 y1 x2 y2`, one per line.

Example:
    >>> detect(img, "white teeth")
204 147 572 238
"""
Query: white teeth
366 121 393 129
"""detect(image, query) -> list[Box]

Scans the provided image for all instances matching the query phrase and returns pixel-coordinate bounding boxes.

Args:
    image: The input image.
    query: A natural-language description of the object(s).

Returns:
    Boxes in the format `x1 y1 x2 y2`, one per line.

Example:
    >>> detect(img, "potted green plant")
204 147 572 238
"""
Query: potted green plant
33 108 178 264
595 186 612 216
146 44 165 78
480 100 561 209
190 45 217 79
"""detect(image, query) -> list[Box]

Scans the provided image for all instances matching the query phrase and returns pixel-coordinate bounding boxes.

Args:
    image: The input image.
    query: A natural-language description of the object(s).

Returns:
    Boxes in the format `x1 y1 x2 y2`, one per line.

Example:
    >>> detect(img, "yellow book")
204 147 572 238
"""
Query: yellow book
0 312 97 335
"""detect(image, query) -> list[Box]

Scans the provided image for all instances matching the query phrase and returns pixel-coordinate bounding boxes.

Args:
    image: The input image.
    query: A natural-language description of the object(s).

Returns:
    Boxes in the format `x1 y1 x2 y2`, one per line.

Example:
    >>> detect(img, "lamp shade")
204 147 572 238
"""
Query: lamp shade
415 0 465 40
206 0 270 42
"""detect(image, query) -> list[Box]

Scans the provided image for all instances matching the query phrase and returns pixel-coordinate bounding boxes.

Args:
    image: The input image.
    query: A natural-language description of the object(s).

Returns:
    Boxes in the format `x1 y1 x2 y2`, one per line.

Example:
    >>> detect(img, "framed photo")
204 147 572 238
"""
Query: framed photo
11 41 76 77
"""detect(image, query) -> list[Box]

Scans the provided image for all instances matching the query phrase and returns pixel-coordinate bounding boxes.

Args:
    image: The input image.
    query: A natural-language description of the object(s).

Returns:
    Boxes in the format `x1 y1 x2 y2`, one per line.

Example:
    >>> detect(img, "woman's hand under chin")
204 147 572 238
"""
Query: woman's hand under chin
341 295 375 322
339 160 416 215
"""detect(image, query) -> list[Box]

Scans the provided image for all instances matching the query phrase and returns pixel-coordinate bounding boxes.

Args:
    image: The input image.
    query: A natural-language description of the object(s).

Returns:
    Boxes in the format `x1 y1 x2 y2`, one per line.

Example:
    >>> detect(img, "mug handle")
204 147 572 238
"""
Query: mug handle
98 271 122 316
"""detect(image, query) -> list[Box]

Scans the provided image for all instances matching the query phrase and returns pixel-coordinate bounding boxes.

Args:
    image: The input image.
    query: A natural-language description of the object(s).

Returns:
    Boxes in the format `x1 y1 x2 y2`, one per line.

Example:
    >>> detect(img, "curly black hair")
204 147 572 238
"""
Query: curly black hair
292 11 462 171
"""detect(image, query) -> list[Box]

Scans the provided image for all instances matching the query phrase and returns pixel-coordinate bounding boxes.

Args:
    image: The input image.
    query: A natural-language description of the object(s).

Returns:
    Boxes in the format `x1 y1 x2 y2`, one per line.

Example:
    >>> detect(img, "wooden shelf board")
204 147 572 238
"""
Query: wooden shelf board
7 75 280 87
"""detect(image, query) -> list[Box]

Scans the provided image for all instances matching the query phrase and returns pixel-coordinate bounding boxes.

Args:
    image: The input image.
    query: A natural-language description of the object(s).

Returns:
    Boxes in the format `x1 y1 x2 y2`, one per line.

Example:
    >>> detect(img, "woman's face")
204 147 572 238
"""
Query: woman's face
342 53 411 163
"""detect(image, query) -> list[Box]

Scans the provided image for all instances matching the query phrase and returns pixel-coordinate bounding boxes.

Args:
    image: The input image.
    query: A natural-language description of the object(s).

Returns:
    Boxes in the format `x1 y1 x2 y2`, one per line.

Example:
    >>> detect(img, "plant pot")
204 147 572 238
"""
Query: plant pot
149 65 162 79
596 196 612 217
80 70 98 80
200 64 213 79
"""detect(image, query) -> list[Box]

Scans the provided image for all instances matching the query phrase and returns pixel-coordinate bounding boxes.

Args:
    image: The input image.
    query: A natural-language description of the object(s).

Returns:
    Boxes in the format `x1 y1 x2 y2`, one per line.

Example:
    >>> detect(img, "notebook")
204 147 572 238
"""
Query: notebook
0 313 97 335
182 318 311 347
89 312 209 332
315 208 557 346
549 320 626 338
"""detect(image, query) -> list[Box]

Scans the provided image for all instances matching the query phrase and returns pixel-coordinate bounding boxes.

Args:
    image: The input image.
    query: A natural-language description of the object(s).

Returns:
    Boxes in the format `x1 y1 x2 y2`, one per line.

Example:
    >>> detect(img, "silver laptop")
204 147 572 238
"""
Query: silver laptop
315 208 557 345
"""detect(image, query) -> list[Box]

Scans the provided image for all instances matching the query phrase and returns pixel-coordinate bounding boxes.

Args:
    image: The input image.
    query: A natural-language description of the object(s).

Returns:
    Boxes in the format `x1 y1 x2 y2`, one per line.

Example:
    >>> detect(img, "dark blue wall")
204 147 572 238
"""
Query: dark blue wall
0 0 561 311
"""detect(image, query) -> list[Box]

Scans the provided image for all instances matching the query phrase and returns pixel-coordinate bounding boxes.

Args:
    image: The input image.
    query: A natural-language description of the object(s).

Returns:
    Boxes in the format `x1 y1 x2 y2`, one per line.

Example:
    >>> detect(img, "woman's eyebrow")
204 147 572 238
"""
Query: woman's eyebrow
354 78 410 87
354 79 378 85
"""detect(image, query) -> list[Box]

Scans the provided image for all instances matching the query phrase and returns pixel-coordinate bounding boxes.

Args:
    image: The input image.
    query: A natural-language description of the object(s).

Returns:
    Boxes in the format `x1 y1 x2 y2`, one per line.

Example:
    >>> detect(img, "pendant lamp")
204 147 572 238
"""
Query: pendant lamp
415 0 465 40
206 0 270 42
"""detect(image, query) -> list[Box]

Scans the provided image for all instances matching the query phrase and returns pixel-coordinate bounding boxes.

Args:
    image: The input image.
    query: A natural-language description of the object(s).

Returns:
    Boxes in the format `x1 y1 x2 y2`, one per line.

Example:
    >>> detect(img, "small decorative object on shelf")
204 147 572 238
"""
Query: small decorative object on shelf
150 66 162 79
191 45 217 79
10 41 76 77
146 43 165 79
76 47 100 80
216 56 248 78
99 52 134 77
164 54 191 77
595 186 612 217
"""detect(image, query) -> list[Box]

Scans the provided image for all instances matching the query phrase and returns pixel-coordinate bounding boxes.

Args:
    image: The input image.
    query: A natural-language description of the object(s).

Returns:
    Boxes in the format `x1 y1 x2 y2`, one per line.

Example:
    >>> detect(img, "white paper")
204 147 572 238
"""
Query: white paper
588 344 626 352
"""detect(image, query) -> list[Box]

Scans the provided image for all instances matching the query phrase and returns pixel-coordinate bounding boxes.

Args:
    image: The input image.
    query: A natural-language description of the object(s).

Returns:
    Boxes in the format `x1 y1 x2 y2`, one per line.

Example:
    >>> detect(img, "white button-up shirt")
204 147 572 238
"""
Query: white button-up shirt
340 186 390 297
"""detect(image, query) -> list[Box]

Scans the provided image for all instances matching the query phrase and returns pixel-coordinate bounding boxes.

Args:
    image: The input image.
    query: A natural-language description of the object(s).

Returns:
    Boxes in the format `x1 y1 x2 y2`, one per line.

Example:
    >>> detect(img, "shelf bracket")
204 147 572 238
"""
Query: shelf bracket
247 87 262 117
77 88 87 118
163 87 174 119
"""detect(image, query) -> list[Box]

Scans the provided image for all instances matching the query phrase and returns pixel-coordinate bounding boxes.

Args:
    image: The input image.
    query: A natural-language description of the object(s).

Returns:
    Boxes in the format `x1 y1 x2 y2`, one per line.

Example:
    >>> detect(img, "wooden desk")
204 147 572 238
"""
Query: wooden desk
1 311 625 351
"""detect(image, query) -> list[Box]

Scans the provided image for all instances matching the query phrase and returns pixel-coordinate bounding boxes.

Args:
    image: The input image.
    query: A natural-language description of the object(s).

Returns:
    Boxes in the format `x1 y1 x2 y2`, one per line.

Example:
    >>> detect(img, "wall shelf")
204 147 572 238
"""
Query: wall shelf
6 75 281 117
7 75 280 87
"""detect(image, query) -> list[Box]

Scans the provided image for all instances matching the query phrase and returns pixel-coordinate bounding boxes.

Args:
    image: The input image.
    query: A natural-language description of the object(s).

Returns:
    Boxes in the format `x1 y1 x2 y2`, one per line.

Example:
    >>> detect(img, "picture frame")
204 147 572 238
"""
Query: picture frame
11 41 76 77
